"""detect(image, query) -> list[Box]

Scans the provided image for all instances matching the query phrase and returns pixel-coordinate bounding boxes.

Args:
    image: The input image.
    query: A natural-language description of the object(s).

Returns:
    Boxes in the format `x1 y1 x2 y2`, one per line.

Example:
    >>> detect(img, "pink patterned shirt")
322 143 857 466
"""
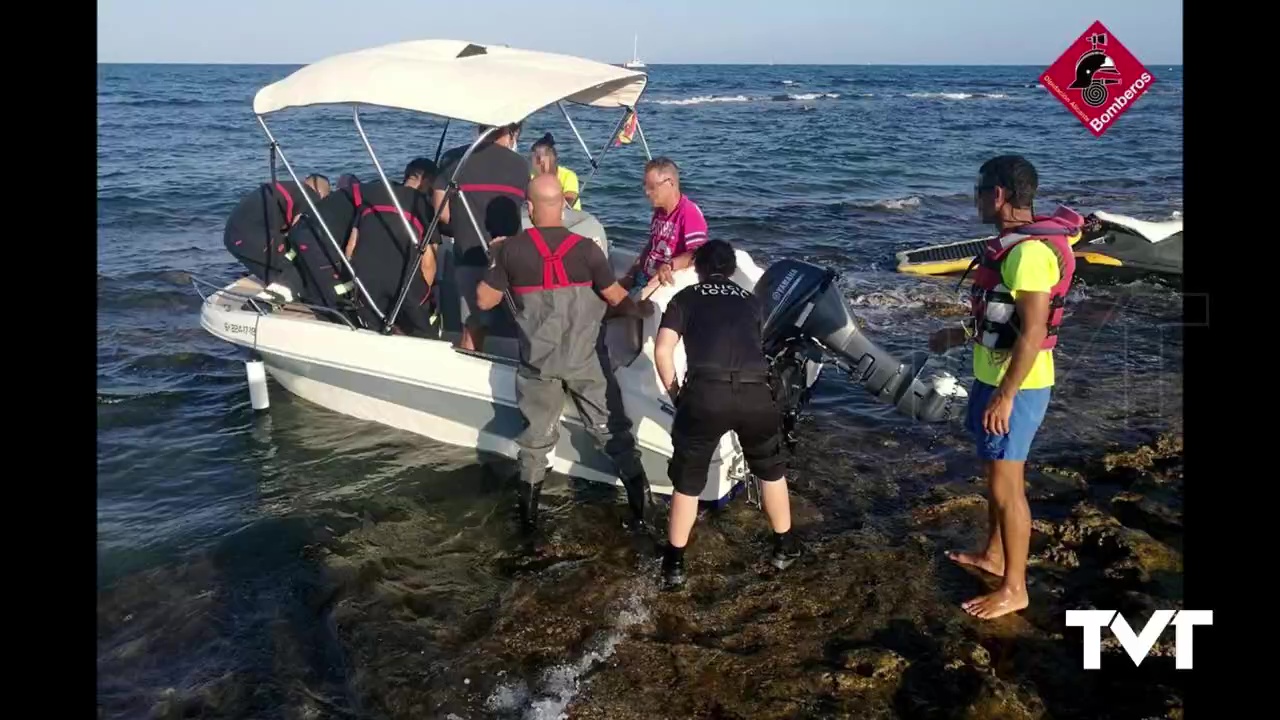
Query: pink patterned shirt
641 194 709 277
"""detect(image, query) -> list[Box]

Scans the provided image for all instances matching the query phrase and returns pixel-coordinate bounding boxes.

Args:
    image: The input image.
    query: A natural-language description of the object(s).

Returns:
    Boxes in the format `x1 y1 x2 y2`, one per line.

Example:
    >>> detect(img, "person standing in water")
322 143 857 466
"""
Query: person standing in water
931 154 1082 620
653 239 802 589
475 173 656 536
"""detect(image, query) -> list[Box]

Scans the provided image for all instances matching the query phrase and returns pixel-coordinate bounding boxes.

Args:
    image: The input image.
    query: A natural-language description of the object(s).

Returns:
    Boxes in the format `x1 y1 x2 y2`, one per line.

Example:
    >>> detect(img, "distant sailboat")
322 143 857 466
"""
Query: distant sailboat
622 34 646 69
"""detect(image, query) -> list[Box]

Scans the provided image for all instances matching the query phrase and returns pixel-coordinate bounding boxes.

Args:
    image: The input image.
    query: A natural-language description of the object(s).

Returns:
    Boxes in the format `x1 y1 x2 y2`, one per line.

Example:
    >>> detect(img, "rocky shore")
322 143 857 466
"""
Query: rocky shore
98 420 1186 720
316 431 1184 719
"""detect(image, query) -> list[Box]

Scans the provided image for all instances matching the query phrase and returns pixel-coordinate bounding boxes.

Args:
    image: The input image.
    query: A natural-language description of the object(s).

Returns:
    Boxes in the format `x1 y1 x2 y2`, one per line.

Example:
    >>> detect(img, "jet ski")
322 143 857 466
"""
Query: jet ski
1072 211 1182 280
895 210 1183 281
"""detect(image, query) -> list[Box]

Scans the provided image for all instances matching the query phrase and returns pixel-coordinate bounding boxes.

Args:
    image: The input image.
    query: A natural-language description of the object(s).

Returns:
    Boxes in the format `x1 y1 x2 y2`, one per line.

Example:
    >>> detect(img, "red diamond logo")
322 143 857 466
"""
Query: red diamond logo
1041 21 1155 137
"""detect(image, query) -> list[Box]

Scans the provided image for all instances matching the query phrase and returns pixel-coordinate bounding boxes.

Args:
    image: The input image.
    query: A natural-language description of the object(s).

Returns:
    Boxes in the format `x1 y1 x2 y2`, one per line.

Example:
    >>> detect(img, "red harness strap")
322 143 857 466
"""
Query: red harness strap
511 229 593 295
353 183 424 241
273 182 296 225
361 205 425 240
458 183 525 198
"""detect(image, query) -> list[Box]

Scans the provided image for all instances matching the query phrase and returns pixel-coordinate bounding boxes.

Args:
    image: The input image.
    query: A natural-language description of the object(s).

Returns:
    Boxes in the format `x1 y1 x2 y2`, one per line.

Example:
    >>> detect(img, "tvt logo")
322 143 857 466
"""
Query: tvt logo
1066 609 1213 669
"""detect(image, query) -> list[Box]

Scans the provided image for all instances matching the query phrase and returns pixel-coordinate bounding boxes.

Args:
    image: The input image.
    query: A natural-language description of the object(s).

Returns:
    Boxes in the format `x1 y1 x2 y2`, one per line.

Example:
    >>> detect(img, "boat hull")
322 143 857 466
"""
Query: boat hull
199 278 748 503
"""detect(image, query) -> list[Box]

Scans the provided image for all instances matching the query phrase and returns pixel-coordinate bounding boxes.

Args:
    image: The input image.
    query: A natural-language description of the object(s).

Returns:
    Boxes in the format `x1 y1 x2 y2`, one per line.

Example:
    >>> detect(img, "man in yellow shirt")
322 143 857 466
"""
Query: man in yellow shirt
931 155 1081 621
530 133 582 210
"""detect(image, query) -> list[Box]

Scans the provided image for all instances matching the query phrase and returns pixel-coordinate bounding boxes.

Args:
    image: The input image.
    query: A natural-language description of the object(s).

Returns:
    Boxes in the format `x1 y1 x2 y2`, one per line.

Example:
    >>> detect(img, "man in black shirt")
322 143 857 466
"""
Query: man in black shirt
434 122 531 352
477 173 655 536
654 239 803 588
287 176 363 311
222 174 330 301
344 158 439 335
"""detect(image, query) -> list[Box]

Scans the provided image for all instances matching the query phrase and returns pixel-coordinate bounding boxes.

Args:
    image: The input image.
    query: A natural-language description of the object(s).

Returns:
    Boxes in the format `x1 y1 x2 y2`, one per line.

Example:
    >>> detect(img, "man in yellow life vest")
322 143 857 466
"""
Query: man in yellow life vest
530 133 582 211
931 154 1082 621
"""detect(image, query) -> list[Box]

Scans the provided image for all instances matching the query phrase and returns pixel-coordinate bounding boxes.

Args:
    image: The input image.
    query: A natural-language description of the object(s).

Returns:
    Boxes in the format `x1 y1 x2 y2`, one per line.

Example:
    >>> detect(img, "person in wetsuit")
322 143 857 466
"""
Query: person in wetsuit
653 239 803 589
345 158 439 335
475 173 655 536
433 121 531 352
222 174 331 300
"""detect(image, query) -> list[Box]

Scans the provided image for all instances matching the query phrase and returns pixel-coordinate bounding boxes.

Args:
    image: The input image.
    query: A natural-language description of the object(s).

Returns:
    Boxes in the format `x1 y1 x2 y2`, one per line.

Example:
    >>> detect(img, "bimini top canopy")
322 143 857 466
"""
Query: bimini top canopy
252 39 648 127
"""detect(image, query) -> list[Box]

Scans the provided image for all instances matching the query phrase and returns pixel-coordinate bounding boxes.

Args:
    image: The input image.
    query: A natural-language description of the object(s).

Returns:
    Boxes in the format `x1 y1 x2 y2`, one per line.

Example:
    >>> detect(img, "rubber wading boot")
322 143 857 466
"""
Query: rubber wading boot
518 481 543 534
621 472 654 531
771 530 803 570
662 543 687 589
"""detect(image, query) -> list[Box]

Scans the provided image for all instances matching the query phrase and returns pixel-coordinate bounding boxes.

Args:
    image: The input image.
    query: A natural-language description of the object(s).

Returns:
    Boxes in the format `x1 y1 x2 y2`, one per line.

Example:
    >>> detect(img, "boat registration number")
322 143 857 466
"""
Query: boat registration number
224 322 256 337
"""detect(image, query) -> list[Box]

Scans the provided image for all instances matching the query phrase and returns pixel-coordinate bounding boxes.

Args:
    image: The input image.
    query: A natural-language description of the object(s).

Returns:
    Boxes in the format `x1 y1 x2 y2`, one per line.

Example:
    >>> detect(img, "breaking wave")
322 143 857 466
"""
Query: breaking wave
905 92 1010 100
652 92 841 106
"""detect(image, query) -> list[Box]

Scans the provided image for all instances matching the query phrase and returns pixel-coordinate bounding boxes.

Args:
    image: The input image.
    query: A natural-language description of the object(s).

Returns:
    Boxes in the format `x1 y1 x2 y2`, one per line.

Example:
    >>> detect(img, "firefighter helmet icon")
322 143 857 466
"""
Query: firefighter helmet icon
1068 33 1122 107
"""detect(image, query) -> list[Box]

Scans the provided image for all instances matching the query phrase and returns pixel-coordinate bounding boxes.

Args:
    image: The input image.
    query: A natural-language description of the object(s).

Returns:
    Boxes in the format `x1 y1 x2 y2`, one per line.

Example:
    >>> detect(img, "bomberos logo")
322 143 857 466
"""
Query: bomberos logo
1041 20 1156 138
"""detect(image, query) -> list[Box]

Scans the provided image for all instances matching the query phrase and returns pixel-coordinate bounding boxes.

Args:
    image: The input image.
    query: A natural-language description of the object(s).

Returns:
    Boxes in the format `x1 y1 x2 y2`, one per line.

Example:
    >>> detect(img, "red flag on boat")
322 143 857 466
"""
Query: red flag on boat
614 110 638 146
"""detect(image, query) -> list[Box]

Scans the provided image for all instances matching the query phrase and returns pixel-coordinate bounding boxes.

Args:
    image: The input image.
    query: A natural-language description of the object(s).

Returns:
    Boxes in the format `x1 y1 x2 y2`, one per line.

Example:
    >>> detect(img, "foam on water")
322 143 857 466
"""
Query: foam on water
483 584 651 720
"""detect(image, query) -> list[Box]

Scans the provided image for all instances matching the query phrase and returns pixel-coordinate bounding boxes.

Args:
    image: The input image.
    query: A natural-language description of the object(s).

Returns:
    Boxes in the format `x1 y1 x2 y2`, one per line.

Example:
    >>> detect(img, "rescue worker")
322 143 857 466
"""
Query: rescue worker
929 154 1082 620
653 239 802 589
222 173 330 301
475 173 655 536
433 122 531 353
345 159 439 335
287 175 364 311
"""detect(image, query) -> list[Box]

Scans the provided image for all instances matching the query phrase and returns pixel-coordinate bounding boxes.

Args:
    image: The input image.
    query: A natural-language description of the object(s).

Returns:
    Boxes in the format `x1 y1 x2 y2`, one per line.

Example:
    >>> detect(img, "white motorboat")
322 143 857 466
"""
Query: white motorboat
193 39 965 506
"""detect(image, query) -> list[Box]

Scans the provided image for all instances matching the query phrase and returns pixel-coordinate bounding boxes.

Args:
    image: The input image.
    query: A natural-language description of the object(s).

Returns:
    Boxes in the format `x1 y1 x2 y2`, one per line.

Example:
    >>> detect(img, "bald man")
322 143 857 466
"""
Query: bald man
477 173 656 538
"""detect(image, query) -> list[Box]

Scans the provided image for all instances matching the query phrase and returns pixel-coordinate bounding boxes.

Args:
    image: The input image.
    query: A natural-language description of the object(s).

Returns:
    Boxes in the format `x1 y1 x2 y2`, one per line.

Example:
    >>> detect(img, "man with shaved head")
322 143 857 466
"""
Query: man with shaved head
477 173 656 539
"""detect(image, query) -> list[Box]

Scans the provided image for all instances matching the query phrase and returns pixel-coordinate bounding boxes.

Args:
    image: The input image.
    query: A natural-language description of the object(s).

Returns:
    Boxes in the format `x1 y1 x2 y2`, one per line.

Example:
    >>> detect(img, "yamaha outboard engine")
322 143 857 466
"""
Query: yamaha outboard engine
754 259 965 428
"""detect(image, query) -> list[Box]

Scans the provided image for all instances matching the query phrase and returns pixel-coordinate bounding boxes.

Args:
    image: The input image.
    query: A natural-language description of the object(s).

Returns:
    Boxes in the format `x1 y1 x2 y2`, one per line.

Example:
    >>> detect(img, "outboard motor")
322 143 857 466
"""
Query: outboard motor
754 259 966 428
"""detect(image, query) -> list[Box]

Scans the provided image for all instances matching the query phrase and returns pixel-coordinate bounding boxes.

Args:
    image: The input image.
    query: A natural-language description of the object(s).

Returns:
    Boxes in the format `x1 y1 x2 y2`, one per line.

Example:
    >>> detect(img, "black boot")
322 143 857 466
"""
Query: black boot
662 543 687 589
771 530 803 570
517 481 542 535
621 472 654 531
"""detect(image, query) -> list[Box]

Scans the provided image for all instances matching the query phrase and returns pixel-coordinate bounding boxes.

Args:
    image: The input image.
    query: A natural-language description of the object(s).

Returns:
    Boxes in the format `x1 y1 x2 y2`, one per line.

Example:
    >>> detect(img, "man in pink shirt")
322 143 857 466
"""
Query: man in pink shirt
621 157 709 292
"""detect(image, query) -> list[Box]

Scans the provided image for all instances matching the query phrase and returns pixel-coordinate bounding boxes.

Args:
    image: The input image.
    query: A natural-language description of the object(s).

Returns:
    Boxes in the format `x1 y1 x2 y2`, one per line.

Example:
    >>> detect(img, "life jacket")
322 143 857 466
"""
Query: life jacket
510 228 592 295
966 205 1083 352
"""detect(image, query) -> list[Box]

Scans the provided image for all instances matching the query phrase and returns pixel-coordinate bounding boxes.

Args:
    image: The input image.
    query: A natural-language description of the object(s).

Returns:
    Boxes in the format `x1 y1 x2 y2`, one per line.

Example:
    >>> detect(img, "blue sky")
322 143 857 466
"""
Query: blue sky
96 0 1182 65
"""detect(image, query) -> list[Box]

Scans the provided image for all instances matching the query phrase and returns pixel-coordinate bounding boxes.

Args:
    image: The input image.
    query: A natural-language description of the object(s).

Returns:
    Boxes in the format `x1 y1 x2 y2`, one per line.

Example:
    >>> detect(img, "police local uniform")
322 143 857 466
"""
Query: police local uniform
483 225 648 495
660 276 786 496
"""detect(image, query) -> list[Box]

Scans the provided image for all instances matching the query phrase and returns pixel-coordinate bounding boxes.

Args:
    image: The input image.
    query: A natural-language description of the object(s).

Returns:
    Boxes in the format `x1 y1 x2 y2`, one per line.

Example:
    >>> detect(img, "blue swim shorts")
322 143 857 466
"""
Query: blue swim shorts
965 381 1051 462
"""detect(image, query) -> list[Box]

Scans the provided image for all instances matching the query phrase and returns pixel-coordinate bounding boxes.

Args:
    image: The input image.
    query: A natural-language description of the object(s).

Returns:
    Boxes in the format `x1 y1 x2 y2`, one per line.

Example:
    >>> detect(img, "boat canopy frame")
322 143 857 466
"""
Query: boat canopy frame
244 38 653 335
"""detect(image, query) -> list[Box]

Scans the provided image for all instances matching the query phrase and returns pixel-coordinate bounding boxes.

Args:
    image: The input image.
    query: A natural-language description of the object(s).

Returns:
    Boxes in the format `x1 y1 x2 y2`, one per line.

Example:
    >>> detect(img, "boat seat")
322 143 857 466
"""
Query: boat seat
1092 211 1182 244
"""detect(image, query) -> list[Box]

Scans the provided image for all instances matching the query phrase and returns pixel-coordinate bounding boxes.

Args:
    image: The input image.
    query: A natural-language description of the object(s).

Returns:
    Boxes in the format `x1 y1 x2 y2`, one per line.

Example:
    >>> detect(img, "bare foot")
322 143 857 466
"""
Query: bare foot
946 550 1005 577
961 585 1028 620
